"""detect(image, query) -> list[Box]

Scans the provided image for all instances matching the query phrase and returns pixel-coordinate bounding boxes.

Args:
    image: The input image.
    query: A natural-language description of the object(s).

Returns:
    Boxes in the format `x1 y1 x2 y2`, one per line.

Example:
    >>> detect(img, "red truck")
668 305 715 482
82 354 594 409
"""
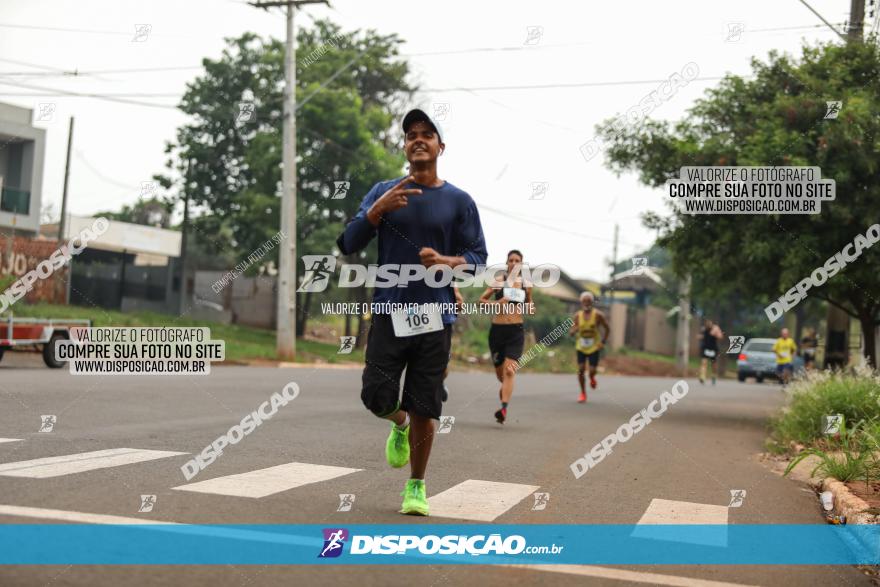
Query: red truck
0 316 91 368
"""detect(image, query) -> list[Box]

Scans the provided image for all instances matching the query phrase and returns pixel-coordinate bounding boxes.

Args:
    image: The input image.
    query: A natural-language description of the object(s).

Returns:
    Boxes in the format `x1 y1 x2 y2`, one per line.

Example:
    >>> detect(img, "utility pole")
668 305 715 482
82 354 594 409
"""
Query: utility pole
675 274 692 376
59 116 74 242
609 224 618 305
250 0 327 360
178 158 190 316
848 0 866 40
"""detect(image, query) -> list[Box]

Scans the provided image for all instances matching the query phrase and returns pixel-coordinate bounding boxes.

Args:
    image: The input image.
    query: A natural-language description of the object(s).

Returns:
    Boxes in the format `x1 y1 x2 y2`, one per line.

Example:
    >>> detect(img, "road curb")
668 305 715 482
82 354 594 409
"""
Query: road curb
820 477 878 525
758 452 878 525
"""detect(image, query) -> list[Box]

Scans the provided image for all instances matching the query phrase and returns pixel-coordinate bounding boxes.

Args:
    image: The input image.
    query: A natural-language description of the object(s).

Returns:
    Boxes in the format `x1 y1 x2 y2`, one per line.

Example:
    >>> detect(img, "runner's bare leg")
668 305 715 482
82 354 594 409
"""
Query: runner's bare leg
408 413 434 479
500 358 517 403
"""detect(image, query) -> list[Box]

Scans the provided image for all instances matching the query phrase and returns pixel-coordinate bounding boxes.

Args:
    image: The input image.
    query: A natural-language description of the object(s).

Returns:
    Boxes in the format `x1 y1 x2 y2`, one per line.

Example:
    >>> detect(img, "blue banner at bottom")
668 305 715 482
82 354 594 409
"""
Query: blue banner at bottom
0 524 877 565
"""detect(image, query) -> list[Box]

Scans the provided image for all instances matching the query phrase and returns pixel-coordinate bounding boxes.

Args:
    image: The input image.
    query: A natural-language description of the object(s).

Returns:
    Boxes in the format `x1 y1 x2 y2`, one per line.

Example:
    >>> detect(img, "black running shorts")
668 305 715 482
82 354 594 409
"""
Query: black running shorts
576 349 601 368
361 314 453 420
488 323 525 367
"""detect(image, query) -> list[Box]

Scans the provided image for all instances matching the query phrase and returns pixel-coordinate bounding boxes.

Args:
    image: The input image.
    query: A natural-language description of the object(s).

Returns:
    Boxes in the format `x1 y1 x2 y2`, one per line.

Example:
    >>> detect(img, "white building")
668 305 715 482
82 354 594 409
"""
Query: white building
0 102 46 238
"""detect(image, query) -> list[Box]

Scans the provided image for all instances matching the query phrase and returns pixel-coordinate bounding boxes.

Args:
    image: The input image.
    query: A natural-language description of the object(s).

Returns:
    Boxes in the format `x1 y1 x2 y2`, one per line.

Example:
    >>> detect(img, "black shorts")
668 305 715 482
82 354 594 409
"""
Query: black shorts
361 314 452 420
488 323 524 367
576 349 600 368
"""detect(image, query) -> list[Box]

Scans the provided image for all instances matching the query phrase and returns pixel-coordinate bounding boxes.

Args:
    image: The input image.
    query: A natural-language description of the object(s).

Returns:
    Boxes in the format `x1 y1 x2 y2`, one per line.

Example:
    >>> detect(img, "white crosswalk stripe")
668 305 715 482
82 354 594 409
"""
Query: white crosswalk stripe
632 498 729 547
0 448 187 478
172 461 362 498
0 438 22 444
427 479 540 521
635 498 729 525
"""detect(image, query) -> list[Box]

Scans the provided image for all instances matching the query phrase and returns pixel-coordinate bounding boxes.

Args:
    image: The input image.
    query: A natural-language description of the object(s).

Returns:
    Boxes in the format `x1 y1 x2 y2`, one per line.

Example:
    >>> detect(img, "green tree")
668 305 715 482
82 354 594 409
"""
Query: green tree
599 38 880 365
95 197 172 228
156 20 413 335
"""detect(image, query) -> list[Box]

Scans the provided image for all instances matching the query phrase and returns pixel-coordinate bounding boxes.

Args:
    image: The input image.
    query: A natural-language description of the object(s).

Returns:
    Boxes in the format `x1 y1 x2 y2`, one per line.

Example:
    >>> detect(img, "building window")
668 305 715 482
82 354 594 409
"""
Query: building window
0 187 30 215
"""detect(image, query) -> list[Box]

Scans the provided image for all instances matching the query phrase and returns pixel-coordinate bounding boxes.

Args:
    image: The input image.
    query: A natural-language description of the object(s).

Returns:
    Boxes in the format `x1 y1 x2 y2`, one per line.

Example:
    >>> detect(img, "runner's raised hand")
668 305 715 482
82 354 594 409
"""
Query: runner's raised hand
367 176 423 225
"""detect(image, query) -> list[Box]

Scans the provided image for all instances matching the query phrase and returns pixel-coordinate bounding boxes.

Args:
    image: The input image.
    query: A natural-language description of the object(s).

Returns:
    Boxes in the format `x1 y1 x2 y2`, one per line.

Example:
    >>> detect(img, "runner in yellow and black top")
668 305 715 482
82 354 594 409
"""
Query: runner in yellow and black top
773 327 798 388
568 292 610 403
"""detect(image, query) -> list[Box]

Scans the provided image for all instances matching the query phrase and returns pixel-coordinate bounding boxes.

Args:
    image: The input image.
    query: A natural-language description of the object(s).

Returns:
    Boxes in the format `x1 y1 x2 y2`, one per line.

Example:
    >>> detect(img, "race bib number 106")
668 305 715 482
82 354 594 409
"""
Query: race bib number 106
391 305 443 338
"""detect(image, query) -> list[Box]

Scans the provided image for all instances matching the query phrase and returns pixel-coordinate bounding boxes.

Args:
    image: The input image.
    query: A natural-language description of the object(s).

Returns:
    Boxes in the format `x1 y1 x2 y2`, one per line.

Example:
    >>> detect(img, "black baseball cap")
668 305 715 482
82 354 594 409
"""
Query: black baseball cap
402 108 443 142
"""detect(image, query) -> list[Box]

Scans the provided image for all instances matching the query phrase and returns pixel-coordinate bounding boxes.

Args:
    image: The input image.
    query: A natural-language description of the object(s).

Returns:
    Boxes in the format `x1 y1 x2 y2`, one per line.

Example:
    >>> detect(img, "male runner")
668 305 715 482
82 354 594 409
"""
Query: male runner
568 291 610 403
337 108 487 516
479 249 533 424
773 327 797 388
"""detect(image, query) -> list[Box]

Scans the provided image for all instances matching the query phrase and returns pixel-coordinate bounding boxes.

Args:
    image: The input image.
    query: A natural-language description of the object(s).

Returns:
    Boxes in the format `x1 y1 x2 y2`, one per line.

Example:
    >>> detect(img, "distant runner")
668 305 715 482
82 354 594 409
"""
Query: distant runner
773 327 797 388
699 319 724 385
336 108 488 516
568 292 610 403
801 327 818 371
479 249 534 424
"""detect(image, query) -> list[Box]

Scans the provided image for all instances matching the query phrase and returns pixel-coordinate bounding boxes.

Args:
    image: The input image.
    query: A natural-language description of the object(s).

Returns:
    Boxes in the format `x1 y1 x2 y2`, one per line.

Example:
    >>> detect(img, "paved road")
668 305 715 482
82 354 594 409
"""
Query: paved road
0 352 870 586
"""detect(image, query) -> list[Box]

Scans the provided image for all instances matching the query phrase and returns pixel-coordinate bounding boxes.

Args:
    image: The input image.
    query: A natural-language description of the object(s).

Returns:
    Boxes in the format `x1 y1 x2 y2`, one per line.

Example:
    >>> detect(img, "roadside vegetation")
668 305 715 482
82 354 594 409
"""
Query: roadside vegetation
769 368 880 484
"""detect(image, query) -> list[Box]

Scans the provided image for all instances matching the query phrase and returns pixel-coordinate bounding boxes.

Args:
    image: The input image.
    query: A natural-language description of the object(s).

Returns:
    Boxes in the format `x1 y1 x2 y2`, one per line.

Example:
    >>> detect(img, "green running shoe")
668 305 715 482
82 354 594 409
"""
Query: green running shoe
400 479 429 516
385 422 410 468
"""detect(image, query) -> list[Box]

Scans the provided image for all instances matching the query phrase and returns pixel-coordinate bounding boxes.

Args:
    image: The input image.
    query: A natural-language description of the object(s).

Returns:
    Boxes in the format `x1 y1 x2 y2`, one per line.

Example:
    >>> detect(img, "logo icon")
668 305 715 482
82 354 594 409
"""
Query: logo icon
337 336 356 354
631 257 648 275
727 335 745 354
529 182 549 200
337 494 355 512
133 24 152 42
728 489 746 508
437 416 455 434
36 103 56 122
824 101 842 120
138 494 157 513
524 25 544 45
725 22 745 42
297 255 336 293
319 528 348 558
823 414 843 435
39 415 56 433
331 181 350 200
531 492 550 511
431 102 450 122
140 181 157 198
237 102 256 124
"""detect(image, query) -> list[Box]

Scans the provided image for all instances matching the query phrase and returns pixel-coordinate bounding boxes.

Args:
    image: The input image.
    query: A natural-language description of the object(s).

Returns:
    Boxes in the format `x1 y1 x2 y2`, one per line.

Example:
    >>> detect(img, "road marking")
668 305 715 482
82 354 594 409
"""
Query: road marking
0 505 310 547
427 479 540 522
0 439 22 444
0 448 187 478
632 498 729 546
0 504 176 525
636 498 729 525
504 565 757 587
172 462 362 498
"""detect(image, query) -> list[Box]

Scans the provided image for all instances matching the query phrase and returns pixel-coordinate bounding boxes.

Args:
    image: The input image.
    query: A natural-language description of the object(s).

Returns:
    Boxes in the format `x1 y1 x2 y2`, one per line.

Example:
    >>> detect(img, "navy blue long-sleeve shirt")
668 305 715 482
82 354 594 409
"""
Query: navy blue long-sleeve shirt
337 177 488 324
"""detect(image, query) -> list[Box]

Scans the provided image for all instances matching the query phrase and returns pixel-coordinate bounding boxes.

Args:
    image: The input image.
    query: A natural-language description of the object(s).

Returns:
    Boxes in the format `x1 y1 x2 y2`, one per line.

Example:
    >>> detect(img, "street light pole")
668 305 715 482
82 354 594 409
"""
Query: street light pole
250 0 326 360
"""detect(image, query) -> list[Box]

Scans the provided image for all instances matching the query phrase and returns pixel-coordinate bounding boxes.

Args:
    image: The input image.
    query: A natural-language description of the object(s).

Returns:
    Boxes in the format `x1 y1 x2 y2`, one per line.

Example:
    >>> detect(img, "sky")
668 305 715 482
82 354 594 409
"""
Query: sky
0 0 859 281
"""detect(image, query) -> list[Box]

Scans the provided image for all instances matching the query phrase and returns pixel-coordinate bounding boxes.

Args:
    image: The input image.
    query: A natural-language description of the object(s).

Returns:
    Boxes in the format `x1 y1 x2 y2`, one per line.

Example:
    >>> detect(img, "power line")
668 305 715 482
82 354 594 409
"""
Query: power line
0 22 134 36
0 75 742 103
0 79 178 109
478 202 645 248
0 20 846 80
422 76 731 93
74 150 142 192
0 91 181 97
